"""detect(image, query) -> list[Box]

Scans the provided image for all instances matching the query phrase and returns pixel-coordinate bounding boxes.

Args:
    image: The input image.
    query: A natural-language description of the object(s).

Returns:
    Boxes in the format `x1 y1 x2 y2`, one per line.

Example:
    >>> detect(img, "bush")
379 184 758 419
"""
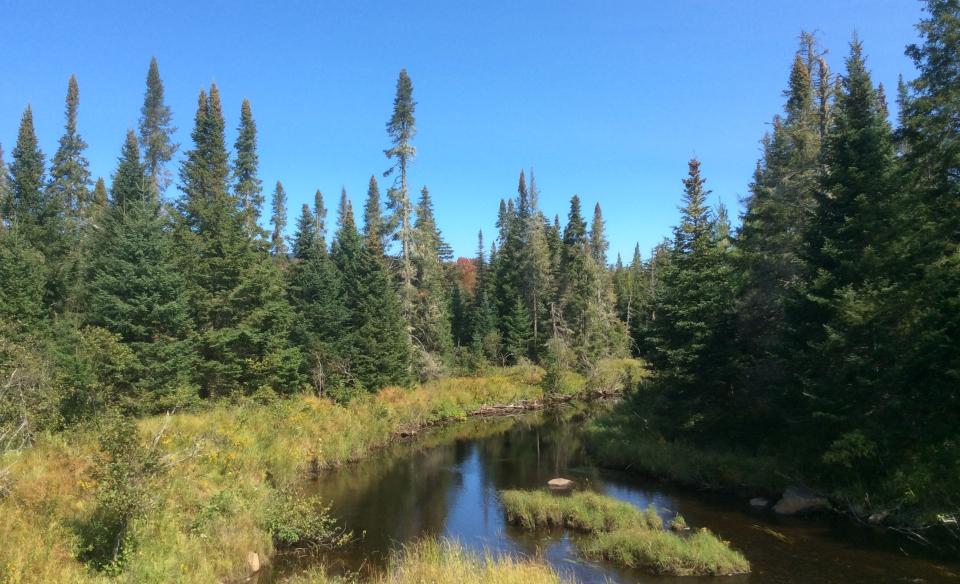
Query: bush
261 487 350 549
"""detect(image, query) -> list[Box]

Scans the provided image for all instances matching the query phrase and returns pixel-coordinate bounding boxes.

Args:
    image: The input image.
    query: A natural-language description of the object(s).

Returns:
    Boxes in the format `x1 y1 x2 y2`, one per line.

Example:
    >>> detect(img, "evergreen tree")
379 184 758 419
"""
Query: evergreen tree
139 57 177 194
8 106 48 246
177 85 300 396
0 144 7 230
270 180 288 256
288 202 348 395
48 75 90 215
88 177 108 225
521 173 554 353
501 293 532 362
0 228 46 330
411 186 453 366
363 175 386 255
332 190 410 391
651 159 737 437
233 99 263 236
384 69 417 327
589 203 608 265
88 130 194 412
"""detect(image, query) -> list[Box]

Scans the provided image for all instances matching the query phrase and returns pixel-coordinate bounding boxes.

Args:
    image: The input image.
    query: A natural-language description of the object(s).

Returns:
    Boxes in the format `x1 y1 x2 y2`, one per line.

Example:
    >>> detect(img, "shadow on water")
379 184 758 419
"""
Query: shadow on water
264 403 960 583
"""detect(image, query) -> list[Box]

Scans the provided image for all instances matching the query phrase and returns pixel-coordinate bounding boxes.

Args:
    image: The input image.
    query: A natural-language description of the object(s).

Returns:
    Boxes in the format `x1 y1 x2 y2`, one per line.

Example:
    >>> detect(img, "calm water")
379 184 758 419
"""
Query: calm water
264 405 960 583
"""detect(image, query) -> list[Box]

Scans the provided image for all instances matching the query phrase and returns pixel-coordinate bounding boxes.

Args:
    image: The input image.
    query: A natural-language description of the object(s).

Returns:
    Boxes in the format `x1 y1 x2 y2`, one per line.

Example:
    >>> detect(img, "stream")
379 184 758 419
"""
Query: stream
263 404 959 583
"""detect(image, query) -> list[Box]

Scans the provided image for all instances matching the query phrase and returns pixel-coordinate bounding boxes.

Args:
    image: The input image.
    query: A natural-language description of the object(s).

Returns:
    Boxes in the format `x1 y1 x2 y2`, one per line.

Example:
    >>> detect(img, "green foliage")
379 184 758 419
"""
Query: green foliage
78 411 160 573
138 57 177 193
262 487 349 549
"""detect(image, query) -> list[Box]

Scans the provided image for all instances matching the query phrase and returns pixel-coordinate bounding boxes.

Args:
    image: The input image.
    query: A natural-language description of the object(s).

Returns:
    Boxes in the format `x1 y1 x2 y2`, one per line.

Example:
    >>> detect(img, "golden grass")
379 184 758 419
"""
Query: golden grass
283 539 571 584
0 360 640 584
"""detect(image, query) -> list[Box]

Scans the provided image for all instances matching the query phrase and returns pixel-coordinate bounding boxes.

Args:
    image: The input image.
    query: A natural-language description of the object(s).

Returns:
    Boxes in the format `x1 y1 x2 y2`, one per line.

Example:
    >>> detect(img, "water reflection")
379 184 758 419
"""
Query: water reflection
267 406 960 583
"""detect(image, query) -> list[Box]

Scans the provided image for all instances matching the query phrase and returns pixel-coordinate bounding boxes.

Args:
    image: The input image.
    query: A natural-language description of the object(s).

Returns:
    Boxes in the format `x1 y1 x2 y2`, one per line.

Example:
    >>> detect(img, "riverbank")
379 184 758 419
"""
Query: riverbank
0 359 642 584
583 385 960 555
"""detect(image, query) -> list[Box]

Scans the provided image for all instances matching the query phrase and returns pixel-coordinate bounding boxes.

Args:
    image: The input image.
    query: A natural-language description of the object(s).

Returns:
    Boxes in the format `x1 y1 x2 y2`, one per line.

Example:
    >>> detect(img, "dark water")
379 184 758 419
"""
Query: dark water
265 405 960 583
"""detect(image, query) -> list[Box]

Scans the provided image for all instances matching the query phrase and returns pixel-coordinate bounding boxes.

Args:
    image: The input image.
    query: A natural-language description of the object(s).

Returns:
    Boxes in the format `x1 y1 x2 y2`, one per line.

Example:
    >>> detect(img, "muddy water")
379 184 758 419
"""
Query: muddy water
265 405 959 583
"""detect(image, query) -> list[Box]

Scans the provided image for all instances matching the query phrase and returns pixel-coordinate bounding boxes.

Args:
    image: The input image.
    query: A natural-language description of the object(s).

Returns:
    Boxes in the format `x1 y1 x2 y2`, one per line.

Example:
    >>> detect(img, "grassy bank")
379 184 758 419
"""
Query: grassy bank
284 539 571 584
0 359 640 584
499 489 749 576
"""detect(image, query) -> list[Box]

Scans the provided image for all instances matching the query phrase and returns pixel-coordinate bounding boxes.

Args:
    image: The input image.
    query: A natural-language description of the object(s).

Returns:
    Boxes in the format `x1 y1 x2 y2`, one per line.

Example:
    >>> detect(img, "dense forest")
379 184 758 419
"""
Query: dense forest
0 0 957 535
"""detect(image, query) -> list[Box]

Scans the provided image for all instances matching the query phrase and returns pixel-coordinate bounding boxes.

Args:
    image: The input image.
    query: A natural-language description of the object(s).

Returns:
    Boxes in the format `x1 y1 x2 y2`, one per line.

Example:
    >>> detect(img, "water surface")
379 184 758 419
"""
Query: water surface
266 405 959 583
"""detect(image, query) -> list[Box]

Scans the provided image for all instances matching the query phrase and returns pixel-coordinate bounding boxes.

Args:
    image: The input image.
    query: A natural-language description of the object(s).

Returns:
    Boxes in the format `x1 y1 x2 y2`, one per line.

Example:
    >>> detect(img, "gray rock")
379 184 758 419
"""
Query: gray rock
547 477 575 489
773 486 830 515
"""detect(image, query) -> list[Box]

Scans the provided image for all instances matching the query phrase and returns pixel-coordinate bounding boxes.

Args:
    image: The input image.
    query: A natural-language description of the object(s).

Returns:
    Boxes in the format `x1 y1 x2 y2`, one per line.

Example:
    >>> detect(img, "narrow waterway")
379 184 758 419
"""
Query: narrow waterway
265 405 959 583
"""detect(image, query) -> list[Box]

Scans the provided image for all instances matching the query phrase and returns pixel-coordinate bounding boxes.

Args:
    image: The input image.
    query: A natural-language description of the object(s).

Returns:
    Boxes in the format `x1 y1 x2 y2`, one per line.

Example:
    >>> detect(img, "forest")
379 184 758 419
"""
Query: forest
0 0 957 581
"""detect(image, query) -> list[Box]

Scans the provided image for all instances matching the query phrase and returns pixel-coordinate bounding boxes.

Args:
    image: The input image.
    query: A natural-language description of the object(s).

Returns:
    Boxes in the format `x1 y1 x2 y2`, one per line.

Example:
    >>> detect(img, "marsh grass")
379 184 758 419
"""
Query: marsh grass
284 539 571 584
0 360 639 584
500 489 662 532
580 527 750 575
500 489 749 576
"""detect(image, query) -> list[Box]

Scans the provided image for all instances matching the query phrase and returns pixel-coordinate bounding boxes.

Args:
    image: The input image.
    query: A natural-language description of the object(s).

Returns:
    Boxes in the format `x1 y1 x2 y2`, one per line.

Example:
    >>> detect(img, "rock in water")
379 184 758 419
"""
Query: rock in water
547 478 574 489
773 486 829 515
247 551 261 574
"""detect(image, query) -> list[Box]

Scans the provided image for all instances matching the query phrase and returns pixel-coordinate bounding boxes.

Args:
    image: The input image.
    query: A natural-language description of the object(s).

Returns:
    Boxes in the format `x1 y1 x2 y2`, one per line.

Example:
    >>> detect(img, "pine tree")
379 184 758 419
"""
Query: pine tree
48 75 90 215
88 131 194 412
234 99 264 237
270 180 288 256
139 57 177 194
384 69 417 327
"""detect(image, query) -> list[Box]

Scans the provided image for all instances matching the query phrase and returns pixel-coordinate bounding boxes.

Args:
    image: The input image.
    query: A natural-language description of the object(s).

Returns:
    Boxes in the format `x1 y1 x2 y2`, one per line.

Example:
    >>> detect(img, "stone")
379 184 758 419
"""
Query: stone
773 486 830 515
547 477 575 489
749 497 770 508
247 551 261 574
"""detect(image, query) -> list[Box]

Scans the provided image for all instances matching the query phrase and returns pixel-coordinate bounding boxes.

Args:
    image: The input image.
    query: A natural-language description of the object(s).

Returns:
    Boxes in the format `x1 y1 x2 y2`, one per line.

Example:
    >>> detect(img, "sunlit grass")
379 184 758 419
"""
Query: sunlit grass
0 359 640 584
284 538 572 584
500 489 749 576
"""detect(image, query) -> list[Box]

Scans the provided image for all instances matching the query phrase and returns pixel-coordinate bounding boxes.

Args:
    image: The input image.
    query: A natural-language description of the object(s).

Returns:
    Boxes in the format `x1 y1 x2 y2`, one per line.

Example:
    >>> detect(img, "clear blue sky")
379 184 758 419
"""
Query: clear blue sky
0 0 923 261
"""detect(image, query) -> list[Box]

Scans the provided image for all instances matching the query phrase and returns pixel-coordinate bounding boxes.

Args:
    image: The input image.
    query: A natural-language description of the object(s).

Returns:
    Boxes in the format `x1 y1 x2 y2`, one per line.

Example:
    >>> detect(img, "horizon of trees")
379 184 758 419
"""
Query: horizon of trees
0 0 957 515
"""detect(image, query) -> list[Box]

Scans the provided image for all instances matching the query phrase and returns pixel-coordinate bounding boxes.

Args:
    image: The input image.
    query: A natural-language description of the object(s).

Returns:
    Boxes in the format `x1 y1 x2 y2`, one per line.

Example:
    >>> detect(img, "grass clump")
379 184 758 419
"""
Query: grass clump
580 527 750 576
500 489 749 576
284 538 572 584
500 489 661 532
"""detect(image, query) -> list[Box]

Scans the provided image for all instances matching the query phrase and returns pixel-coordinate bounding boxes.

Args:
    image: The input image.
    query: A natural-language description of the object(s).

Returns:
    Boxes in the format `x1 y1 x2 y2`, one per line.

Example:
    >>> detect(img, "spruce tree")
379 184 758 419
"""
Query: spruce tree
0 144 7 230
270 180 288 256
177 85 300 396
48 75 90 215
234 99 264 237
651 159 737 437
138 57 177 194
288 201 348 395
363 175 386 255
313 189 327 252
411 186 453 367
589 203 608 265
384 69 417 327
88 130 194 412
8 106 48 246
521 172 554 354
331 190 410 391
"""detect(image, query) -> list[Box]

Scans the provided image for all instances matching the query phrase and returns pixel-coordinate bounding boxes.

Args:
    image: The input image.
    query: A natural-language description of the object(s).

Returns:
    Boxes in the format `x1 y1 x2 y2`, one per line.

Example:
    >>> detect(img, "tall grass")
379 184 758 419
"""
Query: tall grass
579 527 750 576
499 489 749 576
500 489 662 532
284 539 571 584
0 360 639 584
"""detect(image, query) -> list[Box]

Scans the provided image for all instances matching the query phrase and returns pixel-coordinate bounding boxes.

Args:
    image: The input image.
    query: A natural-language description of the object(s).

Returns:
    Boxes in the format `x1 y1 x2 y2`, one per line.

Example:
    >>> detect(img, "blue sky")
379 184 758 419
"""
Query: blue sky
0 0 923 261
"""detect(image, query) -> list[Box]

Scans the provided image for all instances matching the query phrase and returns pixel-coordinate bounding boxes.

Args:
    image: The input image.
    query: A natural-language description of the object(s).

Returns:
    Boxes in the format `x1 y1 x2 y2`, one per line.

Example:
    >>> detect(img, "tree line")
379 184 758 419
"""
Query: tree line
0 1 957 512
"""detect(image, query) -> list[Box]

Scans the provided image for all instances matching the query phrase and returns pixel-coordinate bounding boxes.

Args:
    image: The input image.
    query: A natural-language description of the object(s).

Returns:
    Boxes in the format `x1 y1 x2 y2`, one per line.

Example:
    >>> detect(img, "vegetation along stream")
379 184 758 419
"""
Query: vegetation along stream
263 405 960 583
